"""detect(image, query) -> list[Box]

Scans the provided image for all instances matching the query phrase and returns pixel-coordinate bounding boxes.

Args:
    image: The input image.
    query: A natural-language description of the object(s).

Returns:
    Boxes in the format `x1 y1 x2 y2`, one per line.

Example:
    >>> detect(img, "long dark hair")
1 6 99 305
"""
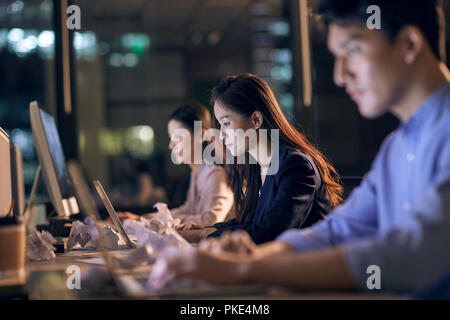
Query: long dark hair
211 73 343 225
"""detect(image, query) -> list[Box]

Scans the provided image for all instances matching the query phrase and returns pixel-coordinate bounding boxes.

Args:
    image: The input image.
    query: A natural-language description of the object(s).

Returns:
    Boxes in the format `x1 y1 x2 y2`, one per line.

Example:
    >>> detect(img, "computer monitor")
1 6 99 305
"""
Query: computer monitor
10 143 25 218
30 101 78 217
66 160 100 221
0 127 12 218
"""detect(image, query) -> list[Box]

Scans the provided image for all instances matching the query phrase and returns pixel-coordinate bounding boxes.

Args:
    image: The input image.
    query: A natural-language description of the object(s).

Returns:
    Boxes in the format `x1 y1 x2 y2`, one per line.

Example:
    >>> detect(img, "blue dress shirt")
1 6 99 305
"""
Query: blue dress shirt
277 82 450 294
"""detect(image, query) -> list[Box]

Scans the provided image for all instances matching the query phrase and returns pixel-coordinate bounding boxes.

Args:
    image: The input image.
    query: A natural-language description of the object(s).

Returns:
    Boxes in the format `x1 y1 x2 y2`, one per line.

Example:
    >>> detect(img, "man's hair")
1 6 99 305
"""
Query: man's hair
316 0 446 62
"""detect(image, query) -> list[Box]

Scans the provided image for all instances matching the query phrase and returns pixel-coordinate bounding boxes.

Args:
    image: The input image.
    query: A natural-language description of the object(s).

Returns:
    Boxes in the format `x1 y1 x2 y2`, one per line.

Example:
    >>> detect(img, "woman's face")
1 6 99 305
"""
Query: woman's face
214 101 256 157
167 119 195 165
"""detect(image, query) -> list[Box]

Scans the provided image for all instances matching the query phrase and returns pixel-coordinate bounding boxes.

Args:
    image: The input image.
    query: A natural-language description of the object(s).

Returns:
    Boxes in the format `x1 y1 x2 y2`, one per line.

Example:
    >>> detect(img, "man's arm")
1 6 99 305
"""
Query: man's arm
341 171 450 293
198 161 382 257
274 156 383 253
148 245 356 290
252 241 296 259
241 247 357 290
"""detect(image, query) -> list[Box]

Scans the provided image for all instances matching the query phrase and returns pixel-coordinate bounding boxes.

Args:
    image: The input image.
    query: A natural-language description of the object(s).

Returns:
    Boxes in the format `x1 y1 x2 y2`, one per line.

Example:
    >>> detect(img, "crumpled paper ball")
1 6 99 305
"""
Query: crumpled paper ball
26 230 57 261
135 224 190 251
114 245 155 269
152 202 181 230
123 202 190 252
123 217 148 236
67 217 119 251
99 225 120 249
124 203 181 236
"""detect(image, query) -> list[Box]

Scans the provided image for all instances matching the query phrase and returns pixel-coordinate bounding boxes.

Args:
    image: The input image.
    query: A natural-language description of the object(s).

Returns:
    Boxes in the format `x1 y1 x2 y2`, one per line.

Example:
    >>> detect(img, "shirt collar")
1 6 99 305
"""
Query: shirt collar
401 82 450 137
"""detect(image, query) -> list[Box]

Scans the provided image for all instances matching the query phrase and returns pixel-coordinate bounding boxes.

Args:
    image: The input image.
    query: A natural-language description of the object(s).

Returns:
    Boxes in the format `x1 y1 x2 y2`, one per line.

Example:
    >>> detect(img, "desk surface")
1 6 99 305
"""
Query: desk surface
15 250 400 300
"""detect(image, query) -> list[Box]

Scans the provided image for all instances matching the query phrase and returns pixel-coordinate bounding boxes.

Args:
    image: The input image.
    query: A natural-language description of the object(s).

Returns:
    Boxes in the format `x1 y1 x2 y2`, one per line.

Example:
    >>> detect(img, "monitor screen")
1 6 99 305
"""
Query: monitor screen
38 109 73 198
30 101 76 216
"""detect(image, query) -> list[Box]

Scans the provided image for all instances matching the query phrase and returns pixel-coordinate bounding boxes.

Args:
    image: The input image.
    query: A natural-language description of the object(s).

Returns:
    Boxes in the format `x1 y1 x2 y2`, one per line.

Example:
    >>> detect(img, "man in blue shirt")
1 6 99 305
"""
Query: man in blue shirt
148 0 450 294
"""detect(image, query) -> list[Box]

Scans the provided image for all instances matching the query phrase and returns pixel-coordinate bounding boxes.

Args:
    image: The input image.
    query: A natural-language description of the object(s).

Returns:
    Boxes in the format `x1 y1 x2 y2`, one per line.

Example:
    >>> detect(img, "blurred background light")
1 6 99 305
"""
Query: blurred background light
14 34 38 55
123 53 139 67
124 125 155 159
207 31 221 45
121 33 150 55
271 48 292 64
270 64 293 82
7 28 24 43
7 0 24 14
73 31 97 59
99 128 124 156
10 128 36 160
268 21 290 36
109 53 123 67
279 93 294 112
78 131 86 154
38 30 54 47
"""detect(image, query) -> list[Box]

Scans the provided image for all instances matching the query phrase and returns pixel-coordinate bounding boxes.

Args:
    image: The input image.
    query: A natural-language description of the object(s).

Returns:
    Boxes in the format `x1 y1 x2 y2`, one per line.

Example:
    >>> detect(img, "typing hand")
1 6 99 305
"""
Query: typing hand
199 230 258 257
148 247 247 290
175 222 204 231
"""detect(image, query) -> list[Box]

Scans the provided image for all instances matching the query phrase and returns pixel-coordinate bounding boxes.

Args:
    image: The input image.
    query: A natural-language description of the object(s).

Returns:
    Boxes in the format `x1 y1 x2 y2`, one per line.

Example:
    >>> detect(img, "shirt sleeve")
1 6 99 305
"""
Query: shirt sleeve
210 154 327 244
170 173 194 216
277 154 380 252
177 167 234 226
341 142 450 293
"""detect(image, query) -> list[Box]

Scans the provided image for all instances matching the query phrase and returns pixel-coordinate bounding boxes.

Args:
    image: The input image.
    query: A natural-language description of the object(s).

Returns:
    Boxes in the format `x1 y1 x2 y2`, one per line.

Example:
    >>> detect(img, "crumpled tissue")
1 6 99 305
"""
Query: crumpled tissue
117 203 191 269
67 217 119 251
123 202 182 236
135 224 190 251
123 218 147 236
26 230 57 261
114 244 156 269
131 203 190 250
146 246 213 292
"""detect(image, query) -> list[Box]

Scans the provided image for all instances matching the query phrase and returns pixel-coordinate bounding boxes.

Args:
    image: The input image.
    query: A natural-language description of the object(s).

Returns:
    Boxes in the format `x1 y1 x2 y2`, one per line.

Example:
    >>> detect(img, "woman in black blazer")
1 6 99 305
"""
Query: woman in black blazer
178 73 343 244
209 146 332 244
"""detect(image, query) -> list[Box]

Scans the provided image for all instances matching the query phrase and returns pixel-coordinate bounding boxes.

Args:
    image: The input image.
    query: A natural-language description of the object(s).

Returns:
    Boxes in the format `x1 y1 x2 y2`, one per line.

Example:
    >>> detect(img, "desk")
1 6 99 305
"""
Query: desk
18 250 400 300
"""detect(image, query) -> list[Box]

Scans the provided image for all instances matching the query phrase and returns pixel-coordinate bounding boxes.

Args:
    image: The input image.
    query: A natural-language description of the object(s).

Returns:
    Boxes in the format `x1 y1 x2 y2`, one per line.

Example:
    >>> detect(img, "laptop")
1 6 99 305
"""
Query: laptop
66 161 149 294
92 180 136 249
66 160 135 249
67 161 264 298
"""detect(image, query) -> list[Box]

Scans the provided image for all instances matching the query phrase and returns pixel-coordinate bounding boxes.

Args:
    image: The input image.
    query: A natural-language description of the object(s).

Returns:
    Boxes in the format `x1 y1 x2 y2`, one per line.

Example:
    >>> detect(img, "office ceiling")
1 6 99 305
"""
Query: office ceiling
74 0 258 44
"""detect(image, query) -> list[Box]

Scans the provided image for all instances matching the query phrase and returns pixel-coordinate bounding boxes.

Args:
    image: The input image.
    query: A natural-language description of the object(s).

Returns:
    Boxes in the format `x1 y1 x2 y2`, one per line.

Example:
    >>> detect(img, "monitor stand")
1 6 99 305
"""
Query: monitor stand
24 166 72 240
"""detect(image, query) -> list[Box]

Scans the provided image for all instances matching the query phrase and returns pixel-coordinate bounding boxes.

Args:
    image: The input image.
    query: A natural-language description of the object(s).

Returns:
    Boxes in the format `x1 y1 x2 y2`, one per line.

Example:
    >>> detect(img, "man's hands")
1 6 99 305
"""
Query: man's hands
148 247 250 290
149 230 258 289
198 230 258 257
147 230 299 290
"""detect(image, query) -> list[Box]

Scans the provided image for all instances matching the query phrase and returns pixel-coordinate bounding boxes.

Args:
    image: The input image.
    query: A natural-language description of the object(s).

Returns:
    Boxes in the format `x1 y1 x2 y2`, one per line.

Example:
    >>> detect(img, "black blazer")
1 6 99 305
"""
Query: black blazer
208 146 331 244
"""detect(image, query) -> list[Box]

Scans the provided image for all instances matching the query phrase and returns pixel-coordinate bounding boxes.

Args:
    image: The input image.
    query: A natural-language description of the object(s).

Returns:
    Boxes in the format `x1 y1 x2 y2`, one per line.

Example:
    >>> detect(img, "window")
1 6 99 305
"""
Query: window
0 0 56 197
